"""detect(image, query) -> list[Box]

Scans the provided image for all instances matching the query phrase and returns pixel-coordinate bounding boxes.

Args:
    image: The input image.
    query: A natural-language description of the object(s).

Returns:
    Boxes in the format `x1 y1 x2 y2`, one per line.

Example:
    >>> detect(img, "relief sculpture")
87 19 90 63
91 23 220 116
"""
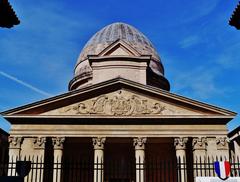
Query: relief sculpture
64 91 167 116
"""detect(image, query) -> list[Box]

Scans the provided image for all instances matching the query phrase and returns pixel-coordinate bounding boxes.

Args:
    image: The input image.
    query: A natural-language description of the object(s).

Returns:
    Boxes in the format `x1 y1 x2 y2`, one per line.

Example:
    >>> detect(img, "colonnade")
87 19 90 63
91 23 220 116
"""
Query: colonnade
8 136 230 182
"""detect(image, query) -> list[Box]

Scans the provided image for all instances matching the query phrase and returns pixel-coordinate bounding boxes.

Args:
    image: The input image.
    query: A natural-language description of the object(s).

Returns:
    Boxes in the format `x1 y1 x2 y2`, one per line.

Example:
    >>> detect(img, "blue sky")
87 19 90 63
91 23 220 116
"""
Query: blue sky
0 0 239 132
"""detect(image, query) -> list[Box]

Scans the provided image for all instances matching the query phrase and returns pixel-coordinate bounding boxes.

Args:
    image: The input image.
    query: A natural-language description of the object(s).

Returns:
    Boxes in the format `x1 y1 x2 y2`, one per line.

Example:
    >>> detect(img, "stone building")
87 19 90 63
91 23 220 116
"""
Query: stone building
0 22 238 181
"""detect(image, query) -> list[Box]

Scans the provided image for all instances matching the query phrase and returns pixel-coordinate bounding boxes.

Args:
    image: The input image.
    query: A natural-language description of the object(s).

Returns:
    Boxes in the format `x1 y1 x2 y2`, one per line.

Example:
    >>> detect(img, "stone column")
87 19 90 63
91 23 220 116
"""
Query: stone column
192 137 207 177
233 140 240 157
174 137 188 182
216 137 229 160
32 137 46 182
133 137 147 182
52 137 65 182
93 137 105 182
8 136 23 176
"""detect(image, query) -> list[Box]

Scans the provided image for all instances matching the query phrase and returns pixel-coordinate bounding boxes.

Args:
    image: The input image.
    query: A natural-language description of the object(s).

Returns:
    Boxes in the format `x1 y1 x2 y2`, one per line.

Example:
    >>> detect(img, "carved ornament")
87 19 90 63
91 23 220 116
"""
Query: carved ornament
8 136 23 149
133 137 147 150
174 137 188 150
92 137 106 150
33 137 46 150
59 91 168 116
216 137 229 150
192 137 207 151
52 137 65 150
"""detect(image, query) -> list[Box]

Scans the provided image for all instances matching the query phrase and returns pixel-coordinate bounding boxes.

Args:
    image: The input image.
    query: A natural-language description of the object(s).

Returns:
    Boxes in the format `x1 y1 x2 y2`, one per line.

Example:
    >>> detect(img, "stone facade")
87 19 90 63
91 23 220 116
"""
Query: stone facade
0 22 238 181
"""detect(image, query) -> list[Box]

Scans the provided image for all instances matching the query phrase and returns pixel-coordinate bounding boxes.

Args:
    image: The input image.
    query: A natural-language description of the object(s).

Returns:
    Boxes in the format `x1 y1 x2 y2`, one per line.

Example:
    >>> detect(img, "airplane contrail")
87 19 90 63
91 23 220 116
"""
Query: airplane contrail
0 71 52 97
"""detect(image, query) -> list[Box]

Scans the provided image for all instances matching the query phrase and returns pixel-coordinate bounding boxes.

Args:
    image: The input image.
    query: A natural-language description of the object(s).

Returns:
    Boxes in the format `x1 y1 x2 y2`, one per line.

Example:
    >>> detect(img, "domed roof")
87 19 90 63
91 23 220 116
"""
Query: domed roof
70 22 170 91
76 22 163 74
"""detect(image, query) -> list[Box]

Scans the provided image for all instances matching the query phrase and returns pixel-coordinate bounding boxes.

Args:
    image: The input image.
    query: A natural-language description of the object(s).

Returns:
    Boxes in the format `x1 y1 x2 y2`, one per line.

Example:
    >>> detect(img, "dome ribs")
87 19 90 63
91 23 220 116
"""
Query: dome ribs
72 22 169 91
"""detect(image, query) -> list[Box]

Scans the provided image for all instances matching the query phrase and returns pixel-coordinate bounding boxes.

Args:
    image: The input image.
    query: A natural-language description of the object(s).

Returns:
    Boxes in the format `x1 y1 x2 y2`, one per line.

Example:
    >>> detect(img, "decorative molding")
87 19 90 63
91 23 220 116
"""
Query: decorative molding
8 136 23 149
92 137 106 150
33 137 46 150
52 137 65 150
174 137 188 150
192 137 207 151
57 91 173 116
133 137 147 150
216 137 229 150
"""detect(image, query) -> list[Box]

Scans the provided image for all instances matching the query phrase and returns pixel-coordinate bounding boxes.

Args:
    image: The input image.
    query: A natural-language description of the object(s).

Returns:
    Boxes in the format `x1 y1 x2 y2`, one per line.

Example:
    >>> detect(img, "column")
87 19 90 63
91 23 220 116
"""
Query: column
52 137 65 182
233 140 240 157
92 137 105 182
133 137 147 182
32 137 46 182
216 137 229 160
174 137 188 182
8 136 23 176
192 137 207 177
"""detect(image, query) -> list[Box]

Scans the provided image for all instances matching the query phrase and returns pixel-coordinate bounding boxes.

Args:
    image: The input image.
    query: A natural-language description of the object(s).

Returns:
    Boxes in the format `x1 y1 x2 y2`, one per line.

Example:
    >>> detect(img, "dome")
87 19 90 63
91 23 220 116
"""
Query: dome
78 23 160 65
69 22 170 91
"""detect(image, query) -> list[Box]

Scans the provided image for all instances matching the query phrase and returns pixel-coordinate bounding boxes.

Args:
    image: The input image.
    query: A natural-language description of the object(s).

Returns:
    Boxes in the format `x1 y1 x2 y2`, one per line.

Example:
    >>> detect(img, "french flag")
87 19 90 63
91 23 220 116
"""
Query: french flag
214 161 231 180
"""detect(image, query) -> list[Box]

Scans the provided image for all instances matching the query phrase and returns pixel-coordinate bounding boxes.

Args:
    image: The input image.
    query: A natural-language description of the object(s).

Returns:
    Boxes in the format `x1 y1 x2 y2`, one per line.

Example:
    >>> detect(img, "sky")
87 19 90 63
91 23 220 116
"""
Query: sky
0 0 240 132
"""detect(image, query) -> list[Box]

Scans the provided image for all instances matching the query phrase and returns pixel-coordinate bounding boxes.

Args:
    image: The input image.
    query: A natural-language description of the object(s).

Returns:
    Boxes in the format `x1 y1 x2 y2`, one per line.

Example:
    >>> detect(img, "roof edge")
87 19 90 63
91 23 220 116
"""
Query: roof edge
1 77 237 117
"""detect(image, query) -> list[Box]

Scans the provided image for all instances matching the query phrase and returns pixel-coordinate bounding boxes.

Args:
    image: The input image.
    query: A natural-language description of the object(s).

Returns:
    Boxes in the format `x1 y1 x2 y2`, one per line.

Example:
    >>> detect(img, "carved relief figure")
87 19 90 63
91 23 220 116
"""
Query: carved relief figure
52 90 182 116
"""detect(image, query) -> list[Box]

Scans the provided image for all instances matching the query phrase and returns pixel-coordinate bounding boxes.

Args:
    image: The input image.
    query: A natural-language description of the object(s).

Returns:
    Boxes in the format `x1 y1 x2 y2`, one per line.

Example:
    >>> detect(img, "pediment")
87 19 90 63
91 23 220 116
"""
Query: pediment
1 78 236 122
41 89 204 116
98 40 141 57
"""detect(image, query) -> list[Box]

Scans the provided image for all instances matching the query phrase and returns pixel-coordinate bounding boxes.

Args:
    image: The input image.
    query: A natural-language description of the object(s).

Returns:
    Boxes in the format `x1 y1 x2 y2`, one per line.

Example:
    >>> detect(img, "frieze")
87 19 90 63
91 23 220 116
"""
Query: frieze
43 90 199 116
58 91 173 116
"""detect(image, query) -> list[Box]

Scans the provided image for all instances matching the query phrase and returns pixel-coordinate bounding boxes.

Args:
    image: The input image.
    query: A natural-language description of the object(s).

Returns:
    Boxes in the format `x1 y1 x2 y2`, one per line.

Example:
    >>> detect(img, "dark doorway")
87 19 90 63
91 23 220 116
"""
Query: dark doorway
104 138 135 182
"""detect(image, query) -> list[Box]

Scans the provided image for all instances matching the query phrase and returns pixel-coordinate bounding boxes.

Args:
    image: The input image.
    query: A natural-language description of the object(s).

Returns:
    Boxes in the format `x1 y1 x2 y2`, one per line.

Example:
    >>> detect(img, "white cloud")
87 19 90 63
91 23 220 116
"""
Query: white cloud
0 71 52 97
216 42 240 70
179 35 201 48
171 66 229 100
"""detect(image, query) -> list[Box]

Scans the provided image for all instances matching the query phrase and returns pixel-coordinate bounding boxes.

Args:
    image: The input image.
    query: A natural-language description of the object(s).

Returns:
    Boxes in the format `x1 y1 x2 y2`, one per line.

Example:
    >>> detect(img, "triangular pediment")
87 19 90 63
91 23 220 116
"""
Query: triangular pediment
98 40 141 57
41 89 205 116
1 78 236 123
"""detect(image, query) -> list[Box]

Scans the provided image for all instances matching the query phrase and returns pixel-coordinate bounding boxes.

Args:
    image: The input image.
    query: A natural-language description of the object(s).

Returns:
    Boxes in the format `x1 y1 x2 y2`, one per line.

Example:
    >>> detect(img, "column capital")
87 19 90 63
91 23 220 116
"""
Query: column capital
8 136 23 149
174 137 188 150
52 137 65 150
192 137 207 151
216 137 229 150
133 137 147 150
92 137 106 150
33 137 46 150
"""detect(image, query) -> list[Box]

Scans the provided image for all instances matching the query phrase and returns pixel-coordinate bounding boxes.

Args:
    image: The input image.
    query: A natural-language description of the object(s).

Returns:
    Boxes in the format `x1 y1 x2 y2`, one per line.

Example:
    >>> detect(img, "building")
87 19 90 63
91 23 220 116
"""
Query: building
1 22 239 182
